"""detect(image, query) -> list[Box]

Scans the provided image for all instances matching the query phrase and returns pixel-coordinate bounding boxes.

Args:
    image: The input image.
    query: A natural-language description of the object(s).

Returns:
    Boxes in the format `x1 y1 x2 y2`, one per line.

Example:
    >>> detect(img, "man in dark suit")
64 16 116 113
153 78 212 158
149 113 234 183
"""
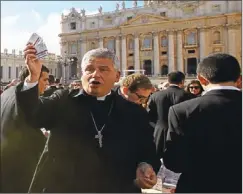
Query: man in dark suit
147 71 194 158
43 74 57 97
164 53 242 193
11 46 161 192
1 65 50 192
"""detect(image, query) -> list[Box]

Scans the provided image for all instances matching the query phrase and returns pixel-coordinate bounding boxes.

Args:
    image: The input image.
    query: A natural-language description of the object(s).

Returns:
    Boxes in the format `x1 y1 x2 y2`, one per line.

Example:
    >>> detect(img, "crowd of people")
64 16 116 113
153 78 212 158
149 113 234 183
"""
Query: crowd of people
1 45 242 193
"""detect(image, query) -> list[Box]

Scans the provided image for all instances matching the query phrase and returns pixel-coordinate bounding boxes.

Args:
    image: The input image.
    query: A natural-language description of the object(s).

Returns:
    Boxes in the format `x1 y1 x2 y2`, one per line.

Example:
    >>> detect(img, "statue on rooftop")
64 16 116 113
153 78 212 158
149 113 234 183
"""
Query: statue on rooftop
122 1 125 9
116 2 120 11
133 0 137 8
98 6 103 14
81 9 86 16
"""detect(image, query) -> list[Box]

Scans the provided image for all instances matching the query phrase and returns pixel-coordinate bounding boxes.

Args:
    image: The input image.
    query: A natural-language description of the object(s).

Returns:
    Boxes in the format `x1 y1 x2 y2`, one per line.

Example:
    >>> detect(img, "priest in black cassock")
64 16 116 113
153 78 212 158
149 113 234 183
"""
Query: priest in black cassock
12 45 161 193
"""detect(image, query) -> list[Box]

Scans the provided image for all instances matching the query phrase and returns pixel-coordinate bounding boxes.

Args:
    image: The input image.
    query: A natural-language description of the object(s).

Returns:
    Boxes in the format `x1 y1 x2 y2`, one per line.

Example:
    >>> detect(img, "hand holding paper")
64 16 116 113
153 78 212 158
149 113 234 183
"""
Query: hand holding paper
27 33 48 59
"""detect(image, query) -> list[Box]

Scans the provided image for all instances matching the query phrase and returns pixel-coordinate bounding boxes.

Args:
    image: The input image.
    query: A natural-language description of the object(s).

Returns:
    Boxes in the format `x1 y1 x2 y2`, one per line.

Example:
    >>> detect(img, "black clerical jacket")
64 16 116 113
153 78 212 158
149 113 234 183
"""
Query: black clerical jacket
15 83 161 193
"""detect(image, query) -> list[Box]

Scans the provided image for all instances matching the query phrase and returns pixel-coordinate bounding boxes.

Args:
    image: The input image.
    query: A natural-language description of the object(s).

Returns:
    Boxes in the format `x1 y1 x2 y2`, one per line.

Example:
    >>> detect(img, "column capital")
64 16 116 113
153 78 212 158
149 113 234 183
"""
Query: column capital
116 34 122 39
152 31 159 36
133 32 140 38
177 29 184 33
80 37 87 43
168 30 175 35
226 24 239 30
121 34 127 39
60 41 67 46
200 26 209 31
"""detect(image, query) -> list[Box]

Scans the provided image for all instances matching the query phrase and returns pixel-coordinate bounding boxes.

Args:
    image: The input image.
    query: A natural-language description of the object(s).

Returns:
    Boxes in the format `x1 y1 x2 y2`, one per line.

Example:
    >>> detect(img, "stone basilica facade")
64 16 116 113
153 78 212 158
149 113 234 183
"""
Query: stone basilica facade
59 1 242 79
0 49 60 83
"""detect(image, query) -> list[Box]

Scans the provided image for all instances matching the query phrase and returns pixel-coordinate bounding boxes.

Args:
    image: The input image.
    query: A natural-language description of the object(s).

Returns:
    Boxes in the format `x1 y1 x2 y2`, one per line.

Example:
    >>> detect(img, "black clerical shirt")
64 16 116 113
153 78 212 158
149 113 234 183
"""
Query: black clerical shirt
15 85 161 193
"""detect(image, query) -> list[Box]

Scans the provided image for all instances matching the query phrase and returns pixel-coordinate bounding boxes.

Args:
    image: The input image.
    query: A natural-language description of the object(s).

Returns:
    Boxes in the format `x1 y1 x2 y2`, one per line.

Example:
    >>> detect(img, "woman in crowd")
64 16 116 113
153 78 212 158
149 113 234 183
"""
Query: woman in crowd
186 80 204 97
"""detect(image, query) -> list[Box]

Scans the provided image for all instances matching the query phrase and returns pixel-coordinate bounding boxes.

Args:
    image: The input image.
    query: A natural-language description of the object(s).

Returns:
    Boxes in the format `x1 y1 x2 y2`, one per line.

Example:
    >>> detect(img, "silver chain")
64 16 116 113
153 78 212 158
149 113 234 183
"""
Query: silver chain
90 100 114 148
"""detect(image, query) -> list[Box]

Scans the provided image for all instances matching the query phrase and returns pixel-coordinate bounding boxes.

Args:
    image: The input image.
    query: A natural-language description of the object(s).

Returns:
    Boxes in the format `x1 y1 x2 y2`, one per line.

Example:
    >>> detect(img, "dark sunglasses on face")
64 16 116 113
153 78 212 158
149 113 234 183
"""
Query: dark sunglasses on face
189 86 200 89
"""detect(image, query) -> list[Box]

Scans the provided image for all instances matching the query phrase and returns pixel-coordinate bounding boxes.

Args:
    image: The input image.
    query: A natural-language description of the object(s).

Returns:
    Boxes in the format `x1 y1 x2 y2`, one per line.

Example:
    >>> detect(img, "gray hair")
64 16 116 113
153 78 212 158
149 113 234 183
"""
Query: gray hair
81 48 120 71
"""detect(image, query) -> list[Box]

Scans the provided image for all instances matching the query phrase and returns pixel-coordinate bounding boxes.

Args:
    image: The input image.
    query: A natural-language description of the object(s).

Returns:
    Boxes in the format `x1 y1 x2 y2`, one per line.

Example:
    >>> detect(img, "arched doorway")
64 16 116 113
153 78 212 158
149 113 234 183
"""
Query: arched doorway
127 66 134 75
187 58 197 75
161 65 168 76
143 60 152 76
70 57 78 79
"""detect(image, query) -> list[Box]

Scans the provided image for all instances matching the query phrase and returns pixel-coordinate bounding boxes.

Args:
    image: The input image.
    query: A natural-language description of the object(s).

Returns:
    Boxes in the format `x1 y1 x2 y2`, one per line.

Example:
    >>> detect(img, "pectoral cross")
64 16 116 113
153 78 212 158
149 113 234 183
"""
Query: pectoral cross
95 131 103 148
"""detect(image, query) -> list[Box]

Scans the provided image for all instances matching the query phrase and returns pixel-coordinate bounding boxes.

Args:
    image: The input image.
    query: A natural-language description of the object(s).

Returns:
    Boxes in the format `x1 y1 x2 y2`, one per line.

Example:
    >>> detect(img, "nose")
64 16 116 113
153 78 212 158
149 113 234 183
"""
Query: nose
91 69 101 77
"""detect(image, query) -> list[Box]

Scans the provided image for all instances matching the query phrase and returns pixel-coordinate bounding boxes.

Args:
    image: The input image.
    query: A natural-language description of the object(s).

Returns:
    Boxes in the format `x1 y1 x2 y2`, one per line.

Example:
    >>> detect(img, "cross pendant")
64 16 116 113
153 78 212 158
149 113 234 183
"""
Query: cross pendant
95 131 103 148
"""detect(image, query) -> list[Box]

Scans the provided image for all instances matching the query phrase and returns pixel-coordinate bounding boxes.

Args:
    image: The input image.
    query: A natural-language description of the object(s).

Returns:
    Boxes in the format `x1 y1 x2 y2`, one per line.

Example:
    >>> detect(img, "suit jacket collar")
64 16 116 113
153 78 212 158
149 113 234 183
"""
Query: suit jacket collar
203 89 241 97
203 86 240 96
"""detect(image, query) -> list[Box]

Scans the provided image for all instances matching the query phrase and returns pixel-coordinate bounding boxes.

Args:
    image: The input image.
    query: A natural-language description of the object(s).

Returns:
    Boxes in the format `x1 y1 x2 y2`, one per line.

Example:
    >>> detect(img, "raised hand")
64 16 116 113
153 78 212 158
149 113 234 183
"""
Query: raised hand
24 44 43 83
134 163 157 189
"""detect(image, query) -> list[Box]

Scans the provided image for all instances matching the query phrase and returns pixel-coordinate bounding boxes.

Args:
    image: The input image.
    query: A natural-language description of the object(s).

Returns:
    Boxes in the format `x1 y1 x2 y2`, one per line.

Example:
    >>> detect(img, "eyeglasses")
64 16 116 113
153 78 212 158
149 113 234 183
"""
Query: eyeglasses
189 86 200 90
133 92 148 103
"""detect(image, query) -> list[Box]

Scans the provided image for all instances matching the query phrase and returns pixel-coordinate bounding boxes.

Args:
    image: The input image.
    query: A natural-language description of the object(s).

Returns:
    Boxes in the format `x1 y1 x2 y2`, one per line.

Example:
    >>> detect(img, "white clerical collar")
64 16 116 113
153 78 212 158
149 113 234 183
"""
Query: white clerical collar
97 91 111 101
202 86 240 95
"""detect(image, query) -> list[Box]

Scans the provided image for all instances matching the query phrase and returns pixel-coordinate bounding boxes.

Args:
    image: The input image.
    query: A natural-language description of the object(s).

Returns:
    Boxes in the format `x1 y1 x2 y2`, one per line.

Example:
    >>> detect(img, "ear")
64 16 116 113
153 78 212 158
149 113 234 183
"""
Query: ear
197 74 209 86
236 75 242 89
121 87 129 95
115 71 121 82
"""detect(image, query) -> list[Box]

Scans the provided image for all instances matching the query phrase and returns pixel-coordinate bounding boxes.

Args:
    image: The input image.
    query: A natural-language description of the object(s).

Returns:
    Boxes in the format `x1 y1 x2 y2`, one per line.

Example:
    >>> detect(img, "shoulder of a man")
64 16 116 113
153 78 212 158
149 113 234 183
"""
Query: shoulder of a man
1 85 17 109
170 96 202 118
117 94 148 116
150 90 166 101
47 87 71 100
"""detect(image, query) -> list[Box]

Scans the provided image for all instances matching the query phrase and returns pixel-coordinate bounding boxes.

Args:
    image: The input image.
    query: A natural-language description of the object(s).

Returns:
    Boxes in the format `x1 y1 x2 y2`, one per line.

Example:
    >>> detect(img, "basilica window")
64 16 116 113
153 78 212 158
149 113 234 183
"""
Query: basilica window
8 66 11 79
0 66 2 79
90 22 95 28
143 38 152 48
91 42 96 49
161 36 168 47
212 4 221 12
142 35 152 49
128 39 134 50
186 32 196 45
160 12 166 17
127 16 133 21
161 65 168 76
107 39 115 51
70 22 76 30
16 66 19 78
70 44 77 54
213 31 221 44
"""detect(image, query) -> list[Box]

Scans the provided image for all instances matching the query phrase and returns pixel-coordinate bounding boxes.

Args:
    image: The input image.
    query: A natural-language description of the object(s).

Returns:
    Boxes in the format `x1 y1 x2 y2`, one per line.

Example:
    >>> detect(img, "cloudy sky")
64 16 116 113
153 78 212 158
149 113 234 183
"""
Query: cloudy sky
1 1 143 55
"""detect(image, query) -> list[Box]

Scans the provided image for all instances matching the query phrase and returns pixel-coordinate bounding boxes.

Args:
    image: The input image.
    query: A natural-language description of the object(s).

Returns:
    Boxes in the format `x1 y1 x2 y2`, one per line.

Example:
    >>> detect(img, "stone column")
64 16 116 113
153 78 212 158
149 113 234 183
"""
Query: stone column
99 37 103 48
224 25 228 53
153 32 160 76
177 30 183 72
134 33 140 70
227 25 237 57
168 30 175 73
121 35 127 76
199 27 206 62
80 38 87 60
115 35 121 70
76 40 81 78
227 1 236 12
82 18 86 31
